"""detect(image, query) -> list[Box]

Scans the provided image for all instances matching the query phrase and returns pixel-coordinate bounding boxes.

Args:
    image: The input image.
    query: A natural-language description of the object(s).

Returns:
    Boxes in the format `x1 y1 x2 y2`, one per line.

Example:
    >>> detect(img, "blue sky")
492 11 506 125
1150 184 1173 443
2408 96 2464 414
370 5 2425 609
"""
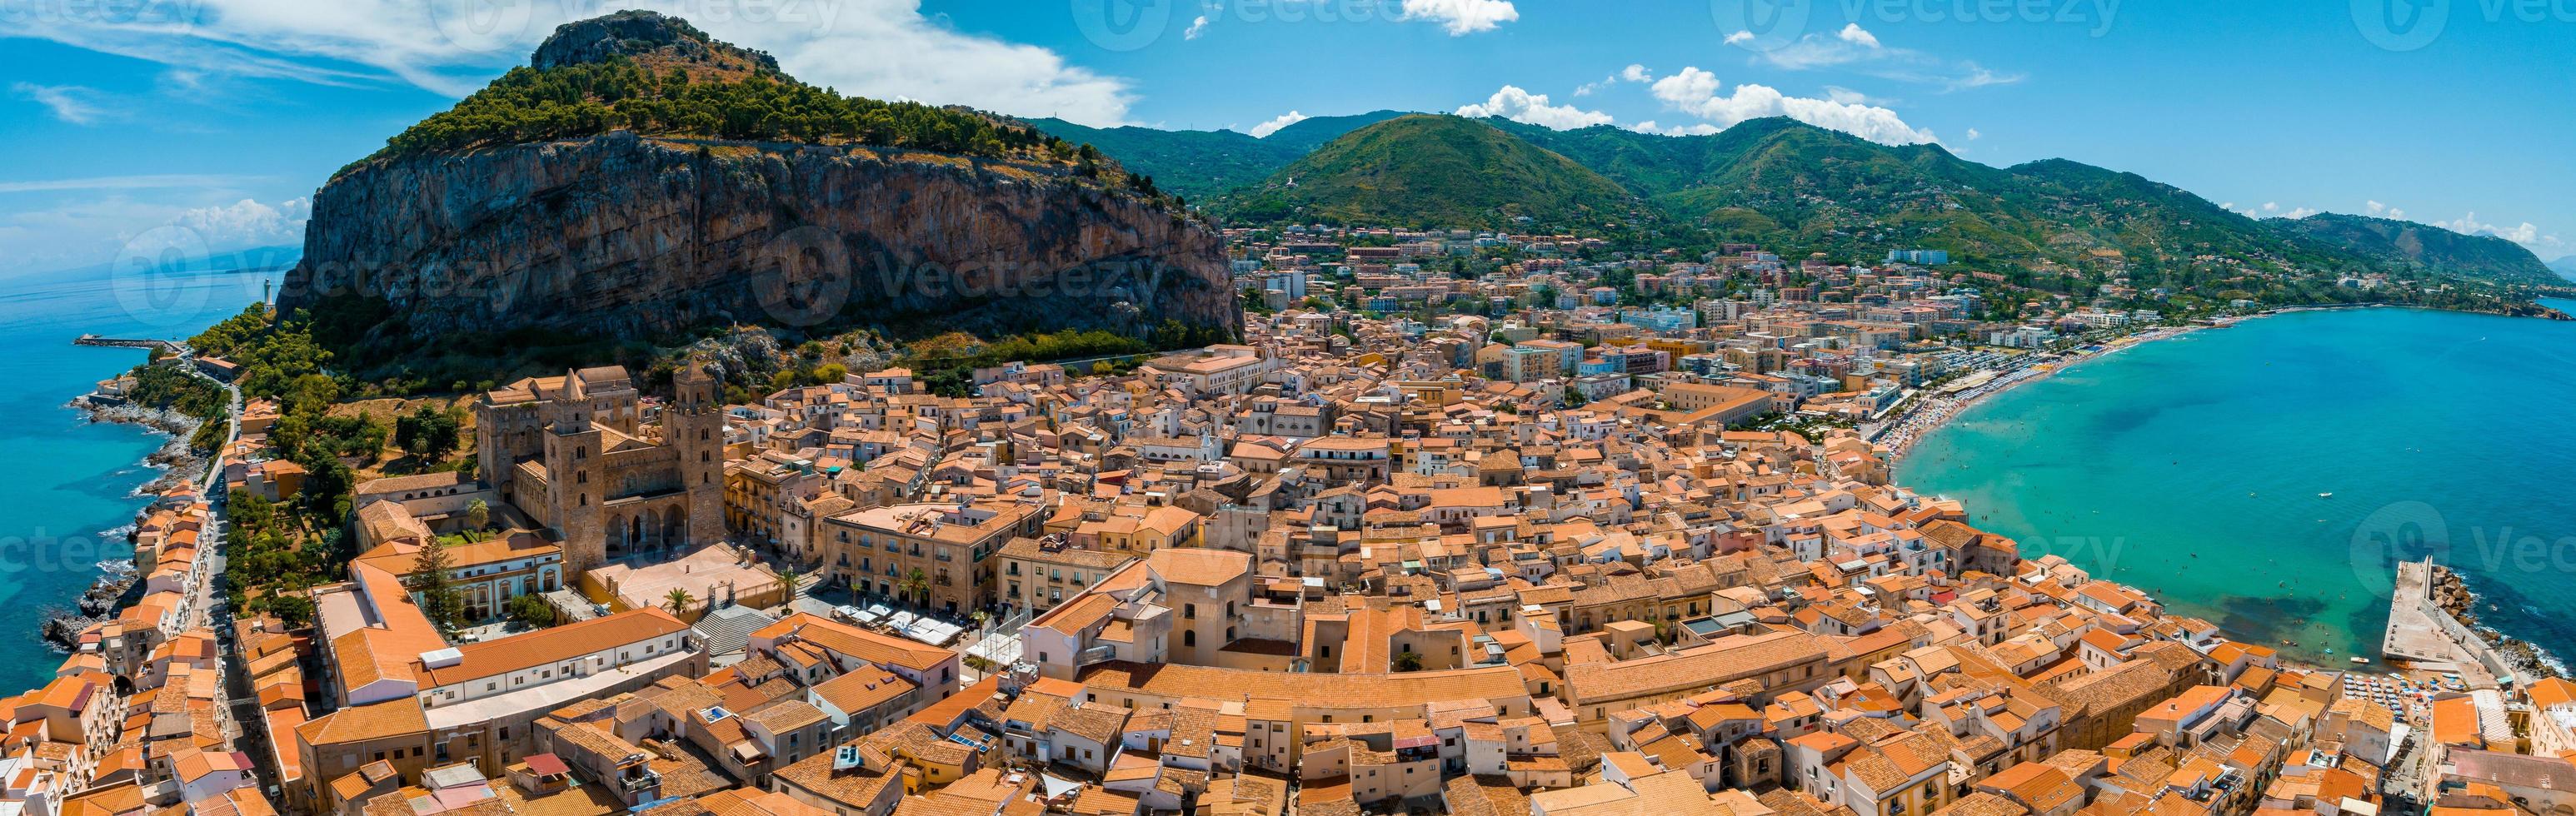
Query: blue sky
3 0 2570 276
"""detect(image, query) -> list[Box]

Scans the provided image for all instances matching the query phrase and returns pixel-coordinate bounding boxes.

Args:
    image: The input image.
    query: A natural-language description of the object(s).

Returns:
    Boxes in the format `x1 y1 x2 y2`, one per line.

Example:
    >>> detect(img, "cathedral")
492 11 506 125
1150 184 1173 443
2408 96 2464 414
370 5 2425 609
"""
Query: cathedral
476 358 727 575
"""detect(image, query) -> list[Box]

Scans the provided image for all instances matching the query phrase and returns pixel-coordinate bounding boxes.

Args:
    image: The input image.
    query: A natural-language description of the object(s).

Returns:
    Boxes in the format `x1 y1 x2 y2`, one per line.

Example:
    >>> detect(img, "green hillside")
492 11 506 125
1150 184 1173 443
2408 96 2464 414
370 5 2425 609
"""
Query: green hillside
1479 117 2557 291
1216 114 1638 229
1255 110 1409 153
1053 108 2556 295
2269 212 2561 286
1023 110 1405 199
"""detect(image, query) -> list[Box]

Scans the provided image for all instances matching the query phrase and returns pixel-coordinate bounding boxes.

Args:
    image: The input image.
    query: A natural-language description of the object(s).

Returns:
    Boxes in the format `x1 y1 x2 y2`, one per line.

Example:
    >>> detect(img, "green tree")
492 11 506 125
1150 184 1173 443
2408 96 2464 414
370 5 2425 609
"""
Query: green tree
1394 650 1425 672
406 544 471 638
263 593 317 628
504 594 556 629
464 499 490 531
664 588 696 617
395 405 461 460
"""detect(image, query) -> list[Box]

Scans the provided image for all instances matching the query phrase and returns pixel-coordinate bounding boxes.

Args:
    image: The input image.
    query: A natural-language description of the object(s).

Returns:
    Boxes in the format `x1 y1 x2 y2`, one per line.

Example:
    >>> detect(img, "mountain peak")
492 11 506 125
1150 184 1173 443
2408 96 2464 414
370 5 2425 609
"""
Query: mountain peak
532 10 778 75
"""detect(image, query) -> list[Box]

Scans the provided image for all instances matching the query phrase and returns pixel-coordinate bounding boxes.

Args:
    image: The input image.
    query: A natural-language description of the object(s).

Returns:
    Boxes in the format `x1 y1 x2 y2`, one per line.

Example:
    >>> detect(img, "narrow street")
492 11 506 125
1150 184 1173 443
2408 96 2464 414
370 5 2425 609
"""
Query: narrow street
170 342 262 764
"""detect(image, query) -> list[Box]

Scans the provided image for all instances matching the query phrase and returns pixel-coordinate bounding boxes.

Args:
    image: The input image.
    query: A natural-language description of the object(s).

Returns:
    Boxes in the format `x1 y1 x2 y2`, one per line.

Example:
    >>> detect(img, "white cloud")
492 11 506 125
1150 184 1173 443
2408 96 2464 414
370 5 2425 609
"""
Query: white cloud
1732 27 2022 92
2434 211 2564 256
1248 110 1310 138
1455 85 1615 130
15 0 1144 126
1646 67 1937 145
1398 0 1520 35
1965 127 1982 141
1579 64 1654 97
168 197 312 247
1822 86 1889 106
0 193 308 275
1185 14 1211 39
1628 120 1720 137
2283 206 2319 219
12 82 103 124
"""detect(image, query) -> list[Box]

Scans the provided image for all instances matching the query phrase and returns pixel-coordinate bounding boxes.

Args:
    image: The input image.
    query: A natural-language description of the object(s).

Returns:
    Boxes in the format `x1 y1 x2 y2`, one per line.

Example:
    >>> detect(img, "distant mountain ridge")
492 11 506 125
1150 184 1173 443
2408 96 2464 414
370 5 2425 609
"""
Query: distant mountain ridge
1054 110 2555 291
1022 110 1404 199
1220 115 1636 229
2269 213 2559 286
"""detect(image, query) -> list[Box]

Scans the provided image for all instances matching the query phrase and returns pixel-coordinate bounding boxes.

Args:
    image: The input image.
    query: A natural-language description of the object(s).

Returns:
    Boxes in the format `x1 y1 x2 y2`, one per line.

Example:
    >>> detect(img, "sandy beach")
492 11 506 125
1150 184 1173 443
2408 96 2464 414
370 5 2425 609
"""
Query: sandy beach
1870 317 2258 465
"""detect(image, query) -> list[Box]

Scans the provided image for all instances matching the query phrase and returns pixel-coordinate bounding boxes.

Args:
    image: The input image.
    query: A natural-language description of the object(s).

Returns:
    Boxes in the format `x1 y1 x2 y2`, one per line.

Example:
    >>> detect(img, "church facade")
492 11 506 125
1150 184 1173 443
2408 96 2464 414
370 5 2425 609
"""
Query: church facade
477 361 727 575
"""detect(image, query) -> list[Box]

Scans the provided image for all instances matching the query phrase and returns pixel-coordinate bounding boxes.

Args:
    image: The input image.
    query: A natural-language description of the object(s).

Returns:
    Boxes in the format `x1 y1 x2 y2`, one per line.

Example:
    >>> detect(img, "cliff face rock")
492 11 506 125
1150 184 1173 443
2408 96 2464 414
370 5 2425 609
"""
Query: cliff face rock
282 132 1237 351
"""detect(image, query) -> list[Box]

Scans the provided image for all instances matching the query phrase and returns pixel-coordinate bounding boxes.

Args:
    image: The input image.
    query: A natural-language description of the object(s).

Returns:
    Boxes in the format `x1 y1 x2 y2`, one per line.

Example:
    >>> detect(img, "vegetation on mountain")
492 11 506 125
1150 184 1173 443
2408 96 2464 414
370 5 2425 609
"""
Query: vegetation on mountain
1021 120 1295 199
1023 110 1407 199
342 11 1101 185
1219 115 1637 229
1163 113 2561 304
2269 212 2561 286
349 59 1066 177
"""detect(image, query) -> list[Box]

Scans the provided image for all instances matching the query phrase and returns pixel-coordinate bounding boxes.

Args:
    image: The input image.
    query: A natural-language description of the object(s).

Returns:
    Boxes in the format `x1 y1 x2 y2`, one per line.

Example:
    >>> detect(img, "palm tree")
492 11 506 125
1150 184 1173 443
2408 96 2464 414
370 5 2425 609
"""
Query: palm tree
777 566 802 604
664 588 696 617
901 568 931 608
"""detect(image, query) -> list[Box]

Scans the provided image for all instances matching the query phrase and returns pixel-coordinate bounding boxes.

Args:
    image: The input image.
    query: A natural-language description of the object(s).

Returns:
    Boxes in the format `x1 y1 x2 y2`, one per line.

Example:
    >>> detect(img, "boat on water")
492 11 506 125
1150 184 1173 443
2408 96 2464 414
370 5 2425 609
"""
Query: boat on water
2351 656 2372 664
2318 492 2334 499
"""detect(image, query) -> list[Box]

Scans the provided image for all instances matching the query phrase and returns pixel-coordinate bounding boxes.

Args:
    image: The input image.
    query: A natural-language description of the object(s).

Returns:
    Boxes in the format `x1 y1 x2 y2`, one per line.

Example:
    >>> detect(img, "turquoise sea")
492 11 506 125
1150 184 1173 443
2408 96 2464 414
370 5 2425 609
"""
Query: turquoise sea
1900 301 2576 669
0 253 278 693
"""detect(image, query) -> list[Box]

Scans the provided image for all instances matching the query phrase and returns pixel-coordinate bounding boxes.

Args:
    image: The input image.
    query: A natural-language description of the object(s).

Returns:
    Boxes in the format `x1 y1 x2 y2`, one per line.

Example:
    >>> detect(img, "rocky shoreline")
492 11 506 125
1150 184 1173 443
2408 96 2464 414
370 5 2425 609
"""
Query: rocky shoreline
70 396 207 495
45 395 201 650
2429 565 2564 681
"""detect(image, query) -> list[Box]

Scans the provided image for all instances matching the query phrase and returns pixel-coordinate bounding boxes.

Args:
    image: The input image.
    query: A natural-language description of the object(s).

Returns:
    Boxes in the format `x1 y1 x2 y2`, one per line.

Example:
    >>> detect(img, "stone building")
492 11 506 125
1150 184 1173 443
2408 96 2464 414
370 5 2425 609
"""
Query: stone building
477 360 727 575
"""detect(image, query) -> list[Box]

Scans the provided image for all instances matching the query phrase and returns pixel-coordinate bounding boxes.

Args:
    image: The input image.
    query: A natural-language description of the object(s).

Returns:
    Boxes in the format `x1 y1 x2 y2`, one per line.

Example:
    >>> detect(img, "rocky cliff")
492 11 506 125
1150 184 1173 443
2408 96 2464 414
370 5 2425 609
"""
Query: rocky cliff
284 133 1234 349
279 12 1236 373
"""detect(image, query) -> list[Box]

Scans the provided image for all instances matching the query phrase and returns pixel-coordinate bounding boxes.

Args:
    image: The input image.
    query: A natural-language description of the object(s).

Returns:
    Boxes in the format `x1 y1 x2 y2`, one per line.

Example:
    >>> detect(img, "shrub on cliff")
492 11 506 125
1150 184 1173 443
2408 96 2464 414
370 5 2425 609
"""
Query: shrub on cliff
349 58 1061 176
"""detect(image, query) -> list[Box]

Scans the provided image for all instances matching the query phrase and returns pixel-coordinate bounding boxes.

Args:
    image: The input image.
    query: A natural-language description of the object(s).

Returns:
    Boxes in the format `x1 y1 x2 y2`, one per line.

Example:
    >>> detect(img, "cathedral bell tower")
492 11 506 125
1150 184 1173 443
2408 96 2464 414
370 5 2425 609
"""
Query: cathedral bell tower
670 356 729 548
542 371 607 575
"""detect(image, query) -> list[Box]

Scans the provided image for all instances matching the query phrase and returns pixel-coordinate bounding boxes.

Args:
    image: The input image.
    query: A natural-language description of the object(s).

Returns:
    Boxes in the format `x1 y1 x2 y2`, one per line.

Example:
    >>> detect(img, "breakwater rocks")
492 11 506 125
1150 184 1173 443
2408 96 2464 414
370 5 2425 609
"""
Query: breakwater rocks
2432 565 2564 681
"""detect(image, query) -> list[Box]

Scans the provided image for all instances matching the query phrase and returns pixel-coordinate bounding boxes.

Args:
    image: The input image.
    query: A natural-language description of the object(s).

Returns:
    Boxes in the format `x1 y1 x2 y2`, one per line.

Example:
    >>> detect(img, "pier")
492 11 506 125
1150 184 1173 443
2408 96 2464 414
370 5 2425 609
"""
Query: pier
72 334 182 354
2382 557 2511 689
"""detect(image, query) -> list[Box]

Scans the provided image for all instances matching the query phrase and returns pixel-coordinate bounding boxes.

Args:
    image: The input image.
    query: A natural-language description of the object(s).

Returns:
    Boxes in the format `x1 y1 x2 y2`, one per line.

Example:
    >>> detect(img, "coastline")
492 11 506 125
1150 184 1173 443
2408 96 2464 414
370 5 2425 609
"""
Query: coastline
44 392 203 650
1868 302 2494 465
1883 304 2572 683
1873 317 2254 465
